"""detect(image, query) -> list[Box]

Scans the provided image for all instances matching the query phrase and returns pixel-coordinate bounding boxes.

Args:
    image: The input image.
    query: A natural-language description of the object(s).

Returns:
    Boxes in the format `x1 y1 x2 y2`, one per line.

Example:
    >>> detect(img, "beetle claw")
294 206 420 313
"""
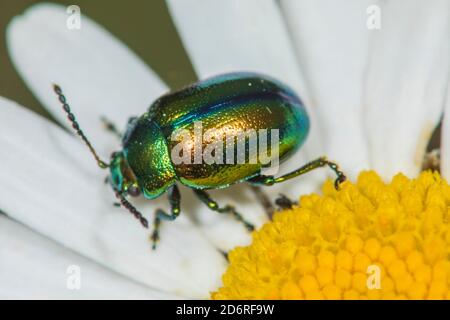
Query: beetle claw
150 232 159 250
334 175 347 190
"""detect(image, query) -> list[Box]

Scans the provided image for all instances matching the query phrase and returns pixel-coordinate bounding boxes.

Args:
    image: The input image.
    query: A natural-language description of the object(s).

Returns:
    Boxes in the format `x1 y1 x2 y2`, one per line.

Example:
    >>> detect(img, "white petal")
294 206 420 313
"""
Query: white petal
167 0 332 250
363 0 449 179
441 85 450 179
166 1 308 99
280 0 373 179
0 216 182 299
166 0 325 170
0 97 226 298
7 3 168 158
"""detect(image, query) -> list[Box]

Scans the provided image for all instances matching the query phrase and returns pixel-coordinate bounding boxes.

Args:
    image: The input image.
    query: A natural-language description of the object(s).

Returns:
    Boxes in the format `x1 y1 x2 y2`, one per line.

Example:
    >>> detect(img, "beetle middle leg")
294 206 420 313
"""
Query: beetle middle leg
193 189 255 232
248 156 346 190
151 185 181 250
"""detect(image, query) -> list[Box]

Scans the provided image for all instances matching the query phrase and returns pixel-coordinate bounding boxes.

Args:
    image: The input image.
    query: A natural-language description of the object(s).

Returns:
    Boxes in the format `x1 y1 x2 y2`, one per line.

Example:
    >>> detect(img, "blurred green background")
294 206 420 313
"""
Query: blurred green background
0 0 196 120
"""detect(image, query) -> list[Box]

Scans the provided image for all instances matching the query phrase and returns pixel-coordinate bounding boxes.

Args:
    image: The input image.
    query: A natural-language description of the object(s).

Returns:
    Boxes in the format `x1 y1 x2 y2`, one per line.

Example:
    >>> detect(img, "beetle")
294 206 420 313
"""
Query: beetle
53 72 345 249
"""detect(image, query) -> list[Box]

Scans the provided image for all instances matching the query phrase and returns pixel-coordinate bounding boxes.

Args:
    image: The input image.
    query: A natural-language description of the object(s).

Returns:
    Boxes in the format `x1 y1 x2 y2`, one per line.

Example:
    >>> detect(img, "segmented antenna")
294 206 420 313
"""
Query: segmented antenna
53 84 109 169
114 190 149 228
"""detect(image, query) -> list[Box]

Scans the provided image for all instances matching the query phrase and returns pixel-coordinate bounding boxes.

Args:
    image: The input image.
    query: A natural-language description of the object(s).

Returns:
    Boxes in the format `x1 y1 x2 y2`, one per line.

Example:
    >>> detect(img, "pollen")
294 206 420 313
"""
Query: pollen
212 171 450 300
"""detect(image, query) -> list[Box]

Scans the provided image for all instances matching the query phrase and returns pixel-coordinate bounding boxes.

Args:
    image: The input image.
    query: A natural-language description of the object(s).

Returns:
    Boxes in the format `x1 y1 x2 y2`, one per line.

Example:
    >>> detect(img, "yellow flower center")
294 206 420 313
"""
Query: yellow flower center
212 171 450 300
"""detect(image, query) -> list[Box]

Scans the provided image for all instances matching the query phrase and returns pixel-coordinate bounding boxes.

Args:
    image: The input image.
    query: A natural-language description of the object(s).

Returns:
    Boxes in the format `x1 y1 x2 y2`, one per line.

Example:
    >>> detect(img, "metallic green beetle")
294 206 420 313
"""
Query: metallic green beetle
53 72 345 249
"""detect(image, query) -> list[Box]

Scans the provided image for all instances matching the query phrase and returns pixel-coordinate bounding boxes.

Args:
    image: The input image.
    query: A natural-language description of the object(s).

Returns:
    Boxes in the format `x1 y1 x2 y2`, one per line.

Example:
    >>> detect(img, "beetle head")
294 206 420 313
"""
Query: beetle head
108 151 141 197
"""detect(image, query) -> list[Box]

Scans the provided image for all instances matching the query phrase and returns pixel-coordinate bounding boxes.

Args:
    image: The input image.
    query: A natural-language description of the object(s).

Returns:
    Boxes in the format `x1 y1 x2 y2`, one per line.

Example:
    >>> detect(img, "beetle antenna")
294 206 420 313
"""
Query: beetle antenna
114 190 149 228
53 84 109 169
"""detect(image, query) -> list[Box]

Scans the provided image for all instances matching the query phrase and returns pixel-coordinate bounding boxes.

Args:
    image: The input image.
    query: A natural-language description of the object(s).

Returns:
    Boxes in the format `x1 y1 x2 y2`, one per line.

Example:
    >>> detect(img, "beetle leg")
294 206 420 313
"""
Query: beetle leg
100 116 122 139
275 194 297 210
248 185 275 219
151 185 181 250
248 156 347 190
193 189 255 232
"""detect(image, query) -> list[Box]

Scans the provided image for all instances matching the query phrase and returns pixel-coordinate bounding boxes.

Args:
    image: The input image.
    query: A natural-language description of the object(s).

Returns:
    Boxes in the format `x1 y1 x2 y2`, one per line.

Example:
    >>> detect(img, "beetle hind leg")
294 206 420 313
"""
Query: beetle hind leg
248 156 347 190
193 189 255 232
248 185 275 219
275 194 297 210
151 185 181 250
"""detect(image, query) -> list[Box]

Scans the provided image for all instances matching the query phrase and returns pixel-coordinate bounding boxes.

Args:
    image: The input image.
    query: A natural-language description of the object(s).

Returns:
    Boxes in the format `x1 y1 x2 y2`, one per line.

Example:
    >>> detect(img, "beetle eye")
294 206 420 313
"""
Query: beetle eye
127 185 141 197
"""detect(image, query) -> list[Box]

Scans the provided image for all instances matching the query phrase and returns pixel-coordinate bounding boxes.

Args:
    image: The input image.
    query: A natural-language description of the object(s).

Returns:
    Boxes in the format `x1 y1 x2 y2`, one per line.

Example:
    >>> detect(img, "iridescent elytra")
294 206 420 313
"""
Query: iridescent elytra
53 72 345 249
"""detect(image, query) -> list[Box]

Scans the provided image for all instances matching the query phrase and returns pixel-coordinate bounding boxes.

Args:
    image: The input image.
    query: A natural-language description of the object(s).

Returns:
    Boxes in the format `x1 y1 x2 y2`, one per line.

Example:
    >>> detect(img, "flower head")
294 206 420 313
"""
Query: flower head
213 171 450 299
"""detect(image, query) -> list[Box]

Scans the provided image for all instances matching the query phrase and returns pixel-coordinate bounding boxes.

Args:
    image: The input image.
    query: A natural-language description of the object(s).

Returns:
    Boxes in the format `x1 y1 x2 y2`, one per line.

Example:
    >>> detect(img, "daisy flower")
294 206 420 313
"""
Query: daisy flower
0 0 449 299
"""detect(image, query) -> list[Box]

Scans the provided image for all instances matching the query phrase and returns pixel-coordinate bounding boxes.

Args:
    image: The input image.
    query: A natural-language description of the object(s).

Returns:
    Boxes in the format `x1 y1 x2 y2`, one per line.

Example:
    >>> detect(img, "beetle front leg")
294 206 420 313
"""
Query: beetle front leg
151 185 181 250
248 156 346 190
193 189 255 232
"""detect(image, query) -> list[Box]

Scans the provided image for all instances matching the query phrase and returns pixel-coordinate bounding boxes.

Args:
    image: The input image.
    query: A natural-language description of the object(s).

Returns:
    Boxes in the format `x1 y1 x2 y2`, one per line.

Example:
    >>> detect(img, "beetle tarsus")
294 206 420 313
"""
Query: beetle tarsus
101 116 122 139
150 186 181 250
324 158 347 190
275 194 297 210
194 189 255 232
150 216 161 250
